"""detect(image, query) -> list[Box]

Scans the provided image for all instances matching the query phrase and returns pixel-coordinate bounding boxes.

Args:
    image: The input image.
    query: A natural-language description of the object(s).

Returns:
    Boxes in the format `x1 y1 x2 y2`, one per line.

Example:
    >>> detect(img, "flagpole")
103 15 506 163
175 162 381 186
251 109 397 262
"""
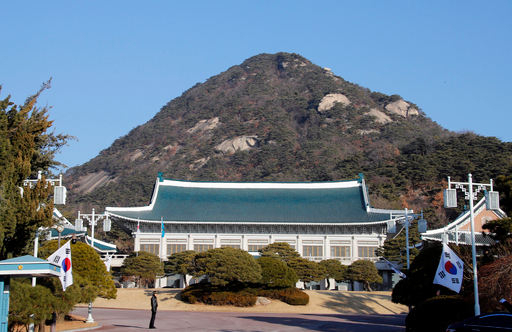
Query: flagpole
468 174 481 316
160 217 164 261
405 208 410 270
443 173 498 317
136 218 140 257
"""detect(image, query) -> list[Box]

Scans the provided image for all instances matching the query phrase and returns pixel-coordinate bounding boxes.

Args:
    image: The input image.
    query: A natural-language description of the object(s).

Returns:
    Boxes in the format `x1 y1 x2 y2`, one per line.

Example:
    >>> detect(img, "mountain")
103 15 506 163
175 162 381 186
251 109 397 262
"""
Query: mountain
64 52 512 229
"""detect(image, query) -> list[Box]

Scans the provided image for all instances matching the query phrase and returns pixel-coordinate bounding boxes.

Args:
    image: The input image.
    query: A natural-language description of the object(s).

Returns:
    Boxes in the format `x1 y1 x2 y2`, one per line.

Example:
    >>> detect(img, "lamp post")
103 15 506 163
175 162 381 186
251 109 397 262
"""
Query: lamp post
443 174 499 316
75 209 111 323
56 224 65 248
402 208 427 270
75 209 111 248
24 171 66 332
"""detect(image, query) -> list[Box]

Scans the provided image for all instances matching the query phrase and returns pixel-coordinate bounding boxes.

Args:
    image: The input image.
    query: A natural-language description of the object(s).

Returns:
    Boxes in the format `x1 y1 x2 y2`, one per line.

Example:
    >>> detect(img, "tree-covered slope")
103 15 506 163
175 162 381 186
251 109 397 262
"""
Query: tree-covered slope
64 52 512 228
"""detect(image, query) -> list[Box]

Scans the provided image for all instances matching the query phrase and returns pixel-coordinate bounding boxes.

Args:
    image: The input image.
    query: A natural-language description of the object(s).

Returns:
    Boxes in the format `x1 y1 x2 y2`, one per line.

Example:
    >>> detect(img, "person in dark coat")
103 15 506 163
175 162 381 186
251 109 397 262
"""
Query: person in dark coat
149 291 158 329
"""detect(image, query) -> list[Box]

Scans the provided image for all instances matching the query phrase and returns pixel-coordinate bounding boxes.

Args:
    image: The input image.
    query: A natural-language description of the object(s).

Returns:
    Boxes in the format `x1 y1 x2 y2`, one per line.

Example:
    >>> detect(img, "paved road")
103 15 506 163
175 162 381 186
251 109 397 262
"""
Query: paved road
72 307 405 332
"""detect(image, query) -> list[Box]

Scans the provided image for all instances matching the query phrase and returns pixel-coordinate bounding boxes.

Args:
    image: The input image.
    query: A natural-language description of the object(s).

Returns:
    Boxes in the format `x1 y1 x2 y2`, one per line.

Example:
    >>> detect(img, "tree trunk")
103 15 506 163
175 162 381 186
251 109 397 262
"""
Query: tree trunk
326 278 331 290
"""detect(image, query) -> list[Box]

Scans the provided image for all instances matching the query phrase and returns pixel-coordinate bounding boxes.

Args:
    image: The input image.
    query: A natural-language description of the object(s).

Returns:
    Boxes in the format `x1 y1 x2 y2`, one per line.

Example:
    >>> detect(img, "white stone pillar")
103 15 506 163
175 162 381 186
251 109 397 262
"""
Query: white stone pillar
352 236 357 262
241 234 246 251
324 236 329 259
187 234 192 251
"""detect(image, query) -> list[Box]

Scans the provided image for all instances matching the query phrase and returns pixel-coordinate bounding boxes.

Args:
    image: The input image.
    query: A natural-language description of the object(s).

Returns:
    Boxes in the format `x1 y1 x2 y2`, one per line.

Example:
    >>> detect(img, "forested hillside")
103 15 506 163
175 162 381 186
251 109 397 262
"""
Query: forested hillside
63 52 512 230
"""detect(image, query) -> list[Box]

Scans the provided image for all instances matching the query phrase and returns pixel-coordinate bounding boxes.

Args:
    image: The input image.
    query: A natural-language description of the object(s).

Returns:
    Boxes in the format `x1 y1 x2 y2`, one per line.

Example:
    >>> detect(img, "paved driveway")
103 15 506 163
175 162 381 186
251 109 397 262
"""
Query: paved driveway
72 307 405 332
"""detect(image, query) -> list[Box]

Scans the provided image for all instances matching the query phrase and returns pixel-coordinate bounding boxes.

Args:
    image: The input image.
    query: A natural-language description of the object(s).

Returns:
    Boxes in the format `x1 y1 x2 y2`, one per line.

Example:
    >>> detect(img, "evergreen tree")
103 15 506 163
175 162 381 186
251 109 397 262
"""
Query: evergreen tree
164 250 196 287
346 260 382 291
192 247 262 287
287 257 326 284
258 242 301 264
319 259 347 289
377 220 422 268
257 256 298 288
0 82 69 259
122 251 164 288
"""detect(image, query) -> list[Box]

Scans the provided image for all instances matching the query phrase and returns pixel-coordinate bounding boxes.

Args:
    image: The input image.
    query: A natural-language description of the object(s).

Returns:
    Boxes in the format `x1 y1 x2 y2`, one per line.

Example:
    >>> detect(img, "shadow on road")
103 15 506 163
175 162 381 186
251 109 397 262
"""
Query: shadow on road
113 324 148 329
320 291 406 315
237 314 405 332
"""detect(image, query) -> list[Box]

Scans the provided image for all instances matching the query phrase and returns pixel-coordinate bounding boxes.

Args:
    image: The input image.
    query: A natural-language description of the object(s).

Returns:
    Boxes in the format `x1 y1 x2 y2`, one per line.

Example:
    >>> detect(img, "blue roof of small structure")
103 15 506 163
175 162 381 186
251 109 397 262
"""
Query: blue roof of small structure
0 255 61 277
106 176 396 224
49 227 86 238
84 236 117 253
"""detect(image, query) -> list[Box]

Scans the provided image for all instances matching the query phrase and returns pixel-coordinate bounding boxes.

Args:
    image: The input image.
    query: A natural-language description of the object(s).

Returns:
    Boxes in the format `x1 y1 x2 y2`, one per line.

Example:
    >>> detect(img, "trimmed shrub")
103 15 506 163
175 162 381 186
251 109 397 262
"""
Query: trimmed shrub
258 256 298 288
180 283 309 306
258 287 309 305
180 283 256 307
405 295 473 332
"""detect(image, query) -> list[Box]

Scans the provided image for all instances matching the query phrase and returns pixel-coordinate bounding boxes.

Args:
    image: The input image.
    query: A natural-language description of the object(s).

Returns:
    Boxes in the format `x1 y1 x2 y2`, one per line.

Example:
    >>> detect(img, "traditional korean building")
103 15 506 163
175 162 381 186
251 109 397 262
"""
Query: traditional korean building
106 174 406 264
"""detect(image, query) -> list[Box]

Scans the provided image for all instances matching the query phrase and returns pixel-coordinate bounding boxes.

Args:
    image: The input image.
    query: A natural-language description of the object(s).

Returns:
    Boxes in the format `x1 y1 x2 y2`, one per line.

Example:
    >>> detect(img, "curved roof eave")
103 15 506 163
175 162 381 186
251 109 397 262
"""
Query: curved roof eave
106 212 391 226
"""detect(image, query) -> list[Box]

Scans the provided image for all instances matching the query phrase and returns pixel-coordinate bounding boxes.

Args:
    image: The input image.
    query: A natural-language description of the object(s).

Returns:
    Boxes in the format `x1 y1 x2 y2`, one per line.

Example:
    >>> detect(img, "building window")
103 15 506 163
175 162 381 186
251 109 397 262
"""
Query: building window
248 244 267 252
194 244 213 252
167 244 187 256
358 246 377 258
140 244 159 256
303 245 323 257
220 244 240 249
331 246 351 258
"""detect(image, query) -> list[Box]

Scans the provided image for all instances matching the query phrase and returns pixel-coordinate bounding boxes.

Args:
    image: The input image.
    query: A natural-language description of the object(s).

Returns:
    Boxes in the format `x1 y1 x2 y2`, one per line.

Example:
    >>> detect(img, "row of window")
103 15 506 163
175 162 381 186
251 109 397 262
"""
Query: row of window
142 243 378 258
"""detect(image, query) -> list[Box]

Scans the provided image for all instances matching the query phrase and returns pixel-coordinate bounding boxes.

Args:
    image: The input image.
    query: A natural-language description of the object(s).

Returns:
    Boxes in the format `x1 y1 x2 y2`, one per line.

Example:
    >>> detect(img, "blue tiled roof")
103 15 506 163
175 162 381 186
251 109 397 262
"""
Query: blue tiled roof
49 227 86 238
84 236 117 252
107 178 393 224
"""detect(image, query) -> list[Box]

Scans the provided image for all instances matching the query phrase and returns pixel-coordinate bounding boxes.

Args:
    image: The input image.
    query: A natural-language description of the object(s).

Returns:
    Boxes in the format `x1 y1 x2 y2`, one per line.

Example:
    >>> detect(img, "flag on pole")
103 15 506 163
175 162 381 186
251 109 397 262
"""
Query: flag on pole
47 240 73 290
160 217 165 260
137 219 140 236
433 243 464 293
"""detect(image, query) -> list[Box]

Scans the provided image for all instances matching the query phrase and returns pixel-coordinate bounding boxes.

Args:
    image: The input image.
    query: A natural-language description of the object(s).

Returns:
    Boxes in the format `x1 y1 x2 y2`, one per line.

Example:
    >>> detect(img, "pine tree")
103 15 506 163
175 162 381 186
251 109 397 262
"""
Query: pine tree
346 260 382 291
0 82 69 259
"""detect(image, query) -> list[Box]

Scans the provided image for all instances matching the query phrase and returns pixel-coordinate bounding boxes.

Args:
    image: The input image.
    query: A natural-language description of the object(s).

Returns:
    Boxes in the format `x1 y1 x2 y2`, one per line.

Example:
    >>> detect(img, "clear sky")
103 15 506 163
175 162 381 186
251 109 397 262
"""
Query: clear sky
1 1 511 169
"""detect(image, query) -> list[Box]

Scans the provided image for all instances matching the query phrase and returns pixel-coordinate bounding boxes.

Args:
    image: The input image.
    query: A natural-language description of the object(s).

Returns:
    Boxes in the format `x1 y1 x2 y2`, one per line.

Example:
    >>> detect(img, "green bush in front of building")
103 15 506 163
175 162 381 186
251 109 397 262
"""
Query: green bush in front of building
257 256 298 288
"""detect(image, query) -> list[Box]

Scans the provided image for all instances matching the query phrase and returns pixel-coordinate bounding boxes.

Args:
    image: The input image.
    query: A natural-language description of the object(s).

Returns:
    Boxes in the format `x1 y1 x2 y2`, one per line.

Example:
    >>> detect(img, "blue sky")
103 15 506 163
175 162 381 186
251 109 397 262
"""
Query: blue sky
1 1 511 169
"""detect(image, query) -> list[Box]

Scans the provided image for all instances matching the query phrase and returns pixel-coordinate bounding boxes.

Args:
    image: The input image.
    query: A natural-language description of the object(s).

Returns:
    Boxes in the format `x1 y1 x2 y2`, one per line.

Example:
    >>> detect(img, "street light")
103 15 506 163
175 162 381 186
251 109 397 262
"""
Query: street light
75 209 111 248
75 208 111 323
443 174 499 316
403 209 427 270
388 209 427 270
56 223 65 248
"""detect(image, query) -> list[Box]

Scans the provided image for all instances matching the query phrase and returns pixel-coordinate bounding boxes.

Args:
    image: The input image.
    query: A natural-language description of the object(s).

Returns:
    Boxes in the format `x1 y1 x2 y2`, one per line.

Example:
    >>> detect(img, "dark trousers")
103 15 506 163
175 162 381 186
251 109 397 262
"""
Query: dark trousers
149 310 156 328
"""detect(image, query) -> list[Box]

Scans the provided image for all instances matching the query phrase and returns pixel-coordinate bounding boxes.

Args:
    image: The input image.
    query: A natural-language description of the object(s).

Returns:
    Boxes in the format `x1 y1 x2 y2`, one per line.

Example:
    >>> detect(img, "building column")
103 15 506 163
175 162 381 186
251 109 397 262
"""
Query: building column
241 234 246 251
160 235 167 260
187 234 192 251
352 236 357 262
297 235 302 256
324 236 329 259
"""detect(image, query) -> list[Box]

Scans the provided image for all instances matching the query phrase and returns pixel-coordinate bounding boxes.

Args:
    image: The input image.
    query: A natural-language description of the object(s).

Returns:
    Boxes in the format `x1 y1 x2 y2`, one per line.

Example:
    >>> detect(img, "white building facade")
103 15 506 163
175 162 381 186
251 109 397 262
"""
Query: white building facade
106 174 405 265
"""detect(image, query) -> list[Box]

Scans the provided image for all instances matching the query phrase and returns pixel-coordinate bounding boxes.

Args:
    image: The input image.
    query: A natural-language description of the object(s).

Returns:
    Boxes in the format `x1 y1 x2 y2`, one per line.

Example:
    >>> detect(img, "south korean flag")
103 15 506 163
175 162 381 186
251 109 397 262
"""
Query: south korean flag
433 243 463 293
47 240 73 291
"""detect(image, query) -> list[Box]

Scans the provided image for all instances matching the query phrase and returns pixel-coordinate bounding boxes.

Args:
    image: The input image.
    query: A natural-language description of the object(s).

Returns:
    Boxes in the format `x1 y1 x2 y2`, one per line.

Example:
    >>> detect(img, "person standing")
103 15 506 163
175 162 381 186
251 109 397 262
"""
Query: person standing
149 291 158 329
